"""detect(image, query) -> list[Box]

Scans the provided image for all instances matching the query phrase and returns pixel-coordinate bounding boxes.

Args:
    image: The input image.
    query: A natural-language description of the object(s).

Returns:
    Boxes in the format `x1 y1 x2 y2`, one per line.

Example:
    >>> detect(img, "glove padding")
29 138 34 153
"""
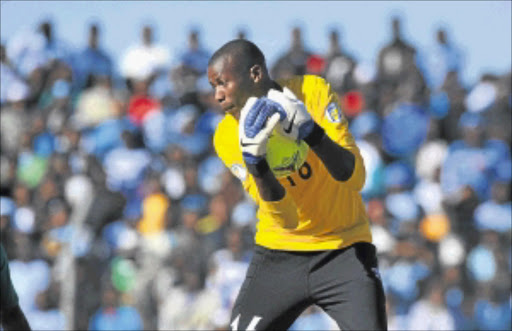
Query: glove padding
239 97 284 164
267 87 314 141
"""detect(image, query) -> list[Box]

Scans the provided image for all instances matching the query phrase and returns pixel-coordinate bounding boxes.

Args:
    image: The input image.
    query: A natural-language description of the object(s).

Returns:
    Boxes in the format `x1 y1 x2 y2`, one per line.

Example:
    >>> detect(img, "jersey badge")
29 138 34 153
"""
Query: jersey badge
230 163 247 182
325 102 343 123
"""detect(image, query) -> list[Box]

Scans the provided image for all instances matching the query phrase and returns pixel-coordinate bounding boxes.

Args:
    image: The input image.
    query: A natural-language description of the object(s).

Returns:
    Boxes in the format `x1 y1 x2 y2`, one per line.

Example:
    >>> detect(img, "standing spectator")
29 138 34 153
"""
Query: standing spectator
438 70 467 142
271 26 312 80
6 20 73 79
72 23 113 90
376 16 417 86
376 16 426 109
120 24 171 83
323 27 357 93
418 27 465 91
177 28 211 76
170 28 211 100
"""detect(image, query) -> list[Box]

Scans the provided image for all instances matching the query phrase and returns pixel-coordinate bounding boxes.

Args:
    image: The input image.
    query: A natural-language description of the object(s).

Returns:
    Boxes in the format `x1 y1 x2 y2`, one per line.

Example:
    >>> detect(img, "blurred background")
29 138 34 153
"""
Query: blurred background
0 1 510 330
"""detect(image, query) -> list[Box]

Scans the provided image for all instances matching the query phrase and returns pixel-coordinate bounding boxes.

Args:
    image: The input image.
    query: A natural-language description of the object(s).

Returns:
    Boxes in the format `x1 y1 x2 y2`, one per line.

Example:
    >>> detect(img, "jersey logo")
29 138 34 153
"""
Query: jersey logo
230 163 247 182
325 102 343 123
240 139 258 147
284 111 297 134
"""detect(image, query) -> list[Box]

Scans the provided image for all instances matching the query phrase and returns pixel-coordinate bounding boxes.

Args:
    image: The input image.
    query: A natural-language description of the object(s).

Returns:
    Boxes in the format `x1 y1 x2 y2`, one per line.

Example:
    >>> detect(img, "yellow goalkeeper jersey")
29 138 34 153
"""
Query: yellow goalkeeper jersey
213 75 372 251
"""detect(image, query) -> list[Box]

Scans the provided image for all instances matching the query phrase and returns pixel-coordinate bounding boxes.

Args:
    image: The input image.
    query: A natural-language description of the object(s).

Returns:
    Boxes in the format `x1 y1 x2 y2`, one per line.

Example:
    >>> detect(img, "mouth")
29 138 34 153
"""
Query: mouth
223 105 236 113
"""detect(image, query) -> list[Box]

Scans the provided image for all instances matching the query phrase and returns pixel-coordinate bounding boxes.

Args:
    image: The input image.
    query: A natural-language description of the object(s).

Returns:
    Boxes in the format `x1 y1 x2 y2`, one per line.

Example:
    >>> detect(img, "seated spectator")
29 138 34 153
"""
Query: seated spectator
474 179 511 233
8 233 51 313
473 284 512 330
102 130 151 192
88 287 142 331
407 280 455 330
0 79 31 156
441 112 511 200
26 284 66 331
166 104 210 157
414 140 447 215
382 236 431 314
207 227 251 329
73 75 118 130
158 267 220 330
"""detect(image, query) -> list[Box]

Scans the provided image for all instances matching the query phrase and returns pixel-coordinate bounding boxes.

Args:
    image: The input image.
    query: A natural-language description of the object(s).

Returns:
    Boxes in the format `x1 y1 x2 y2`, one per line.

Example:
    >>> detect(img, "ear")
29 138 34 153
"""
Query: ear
249 65 263 83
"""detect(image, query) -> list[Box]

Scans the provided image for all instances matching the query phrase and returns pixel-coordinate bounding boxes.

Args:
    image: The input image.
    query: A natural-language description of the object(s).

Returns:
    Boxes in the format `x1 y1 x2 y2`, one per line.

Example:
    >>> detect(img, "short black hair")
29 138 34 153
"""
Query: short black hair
208 39 266 70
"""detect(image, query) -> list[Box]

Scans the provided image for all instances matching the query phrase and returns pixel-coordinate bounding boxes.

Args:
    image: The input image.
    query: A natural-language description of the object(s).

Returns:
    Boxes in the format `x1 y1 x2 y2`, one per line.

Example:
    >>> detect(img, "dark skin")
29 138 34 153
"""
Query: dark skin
207 54 355 202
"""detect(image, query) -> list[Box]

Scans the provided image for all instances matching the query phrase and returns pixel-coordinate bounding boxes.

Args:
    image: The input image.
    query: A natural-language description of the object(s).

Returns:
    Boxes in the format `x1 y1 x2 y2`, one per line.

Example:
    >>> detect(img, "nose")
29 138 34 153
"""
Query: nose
214 88 225 104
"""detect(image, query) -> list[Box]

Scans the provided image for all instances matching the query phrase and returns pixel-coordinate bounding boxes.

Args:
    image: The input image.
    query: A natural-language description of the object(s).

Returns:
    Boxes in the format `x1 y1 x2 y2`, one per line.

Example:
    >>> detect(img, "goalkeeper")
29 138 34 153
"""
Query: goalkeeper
210 39 387 330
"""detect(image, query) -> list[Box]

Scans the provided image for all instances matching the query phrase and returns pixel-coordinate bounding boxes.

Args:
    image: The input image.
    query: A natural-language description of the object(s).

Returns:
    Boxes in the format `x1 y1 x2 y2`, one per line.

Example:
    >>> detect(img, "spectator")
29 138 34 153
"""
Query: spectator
473 179 511 233
88 287 143 331
177 28 211 76
102 130 151 193
473 284 511 330
407 280 455 330
8 233 51 313
0 79 31 156
73 73 118 130
6 20 73 79
418 27 465 91
323 27 357 93
271 25 312 80
376 16 427 109
120 24 171 83
72 23 113 90
207 226 251 329
158 267 220 330
441 112 511 201
376 16 417 86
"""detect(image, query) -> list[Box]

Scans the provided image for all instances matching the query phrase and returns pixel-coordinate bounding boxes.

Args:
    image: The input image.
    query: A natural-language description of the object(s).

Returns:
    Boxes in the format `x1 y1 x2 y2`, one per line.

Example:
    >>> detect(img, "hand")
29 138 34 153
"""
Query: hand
239 97 283 165
267 88 314 141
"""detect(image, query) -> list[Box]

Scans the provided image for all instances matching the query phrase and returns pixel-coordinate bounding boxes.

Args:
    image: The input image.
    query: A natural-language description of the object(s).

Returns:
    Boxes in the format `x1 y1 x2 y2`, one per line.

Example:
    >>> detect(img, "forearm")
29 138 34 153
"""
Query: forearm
304 123 355 181
246 159 285 201
1 305 31 331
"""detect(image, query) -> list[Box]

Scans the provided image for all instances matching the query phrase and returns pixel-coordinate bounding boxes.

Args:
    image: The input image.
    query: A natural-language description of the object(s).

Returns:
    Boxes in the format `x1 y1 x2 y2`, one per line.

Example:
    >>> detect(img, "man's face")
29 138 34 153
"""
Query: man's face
207 55 255 120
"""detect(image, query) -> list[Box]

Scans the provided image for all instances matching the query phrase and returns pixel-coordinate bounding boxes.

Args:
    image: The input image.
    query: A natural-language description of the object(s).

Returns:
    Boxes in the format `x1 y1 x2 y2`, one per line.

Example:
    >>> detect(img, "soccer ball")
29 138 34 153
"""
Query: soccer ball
266 129 309 178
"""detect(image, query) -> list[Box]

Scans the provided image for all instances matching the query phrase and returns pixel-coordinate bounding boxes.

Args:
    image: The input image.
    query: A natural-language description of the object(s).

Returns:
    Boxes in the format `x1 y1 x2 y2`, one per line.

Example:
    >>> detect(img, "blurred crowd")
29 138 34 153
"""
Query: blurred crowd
0 16 510 331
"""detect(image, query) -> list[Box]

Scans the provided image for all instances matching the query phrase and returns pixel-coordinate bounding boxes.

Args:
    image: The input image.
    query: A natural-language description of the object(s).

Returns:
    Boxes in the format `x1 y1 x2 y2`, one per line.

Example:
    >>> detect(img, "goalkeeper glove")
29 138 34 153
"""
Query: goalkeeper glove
239 97 283 165
267 87 315 141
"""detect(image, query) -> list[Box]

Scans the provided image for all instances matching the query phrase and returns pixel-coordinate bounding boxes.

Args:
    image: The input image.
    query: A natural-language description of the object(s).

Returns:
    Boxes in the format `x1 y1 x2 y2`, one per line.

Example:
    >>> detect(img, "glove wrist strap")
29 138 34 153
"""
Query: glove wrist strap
304 122 325 147
245 159 270 178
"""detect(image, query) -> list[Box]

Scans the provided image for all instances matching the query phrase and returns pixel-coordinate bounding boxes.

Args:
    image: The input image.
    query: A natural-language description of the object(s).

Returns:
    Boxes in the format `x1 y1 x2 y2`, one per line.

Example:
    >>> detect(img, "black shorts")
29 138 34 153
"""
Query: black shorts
231 242 387 330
